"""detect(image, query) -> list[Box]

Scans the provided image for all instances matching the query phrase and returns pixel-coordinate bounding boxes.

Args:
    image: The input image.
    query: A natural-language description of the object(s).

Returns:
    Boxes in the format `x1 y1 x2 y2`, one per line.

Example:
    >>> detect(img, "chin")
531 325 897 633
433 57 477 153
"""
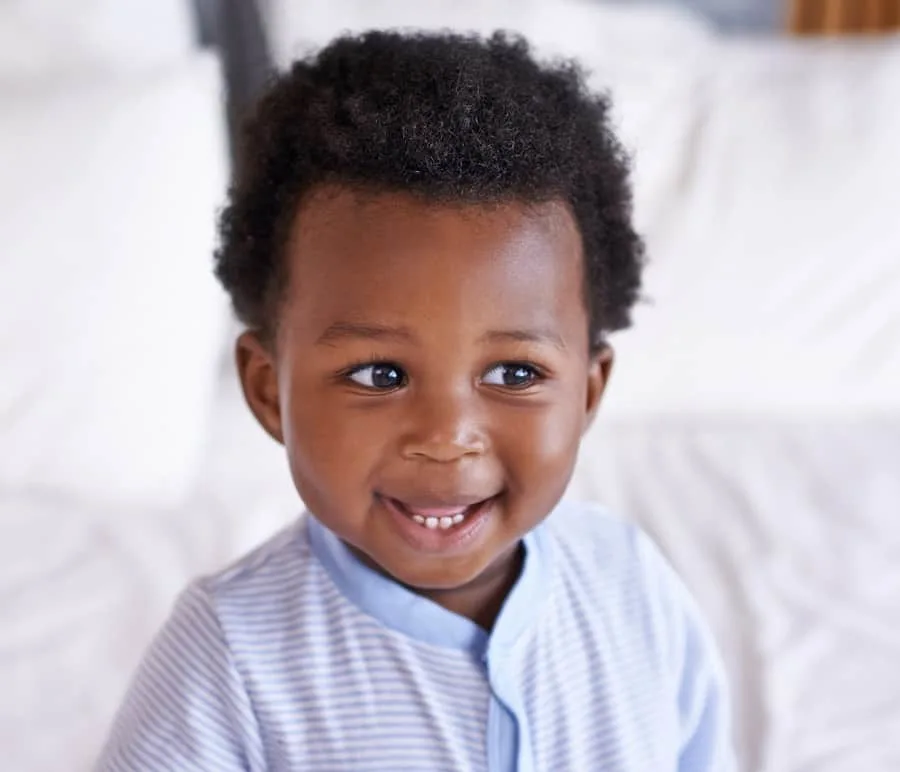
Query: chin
383 555 488 592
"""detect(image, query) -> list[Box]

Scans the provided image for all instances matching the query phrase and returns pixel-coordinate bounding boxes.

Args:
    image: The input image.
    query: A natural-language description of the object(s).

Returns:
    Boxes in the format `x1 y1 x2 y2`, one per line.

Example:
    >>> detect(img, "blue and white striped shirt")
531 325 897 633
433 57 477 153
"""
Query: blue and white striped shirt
96 502 735 771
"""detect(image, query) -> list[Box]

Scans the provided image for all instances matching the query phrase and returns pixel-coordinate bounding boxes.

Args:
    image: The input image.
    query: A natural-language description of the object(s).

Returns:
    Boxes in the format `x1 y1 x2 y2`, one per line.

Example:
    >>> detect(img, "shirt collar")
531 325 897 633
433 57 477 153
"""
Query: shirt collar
306 512 554 659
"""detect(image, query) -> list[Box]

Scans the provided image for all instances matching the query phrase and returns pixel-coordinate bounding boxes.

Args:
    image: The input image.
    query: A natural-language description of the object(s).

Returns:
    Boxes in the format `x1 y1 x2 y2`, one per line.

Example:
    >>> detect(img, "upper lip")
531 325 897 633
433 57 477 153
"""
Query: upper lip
380 492 499 510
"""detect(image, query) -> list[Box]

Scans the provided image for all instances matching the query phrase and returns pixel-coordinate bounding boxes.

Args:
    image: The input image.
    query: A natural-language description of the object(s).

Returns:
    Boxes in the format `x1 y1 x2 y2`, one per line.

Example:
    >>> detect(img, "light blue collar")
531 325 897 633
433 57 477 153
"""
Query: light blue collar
306 512 553 660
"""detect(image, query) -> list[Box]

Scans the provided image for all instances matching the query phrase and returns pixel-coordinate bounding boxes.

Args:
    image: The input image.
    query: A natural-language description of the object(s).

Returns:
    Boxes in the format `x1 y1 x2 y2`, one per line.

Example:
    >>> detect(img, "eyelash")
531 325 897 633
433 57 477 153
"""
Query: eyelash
482 362 546 390
341 360 408 390
339 360 548 391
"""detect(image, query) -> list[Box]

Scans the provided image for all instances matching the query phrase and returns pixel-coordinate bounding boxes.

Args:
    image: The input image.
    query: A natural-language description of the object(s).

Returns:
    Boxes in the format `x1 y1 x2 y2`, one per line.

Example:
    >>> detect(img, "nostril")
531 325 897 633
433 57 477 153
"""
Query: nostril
402 438 486 463
399 400 488 461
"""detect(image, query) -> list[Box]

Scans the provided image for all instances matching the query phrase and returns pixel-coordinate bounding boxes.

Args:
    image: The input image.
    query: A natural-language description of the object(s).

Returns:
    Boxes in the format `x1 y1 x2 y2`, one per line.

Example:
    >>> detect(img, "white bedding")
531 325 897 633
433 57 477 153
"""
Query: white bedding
606 37 900 418
0 55 229 507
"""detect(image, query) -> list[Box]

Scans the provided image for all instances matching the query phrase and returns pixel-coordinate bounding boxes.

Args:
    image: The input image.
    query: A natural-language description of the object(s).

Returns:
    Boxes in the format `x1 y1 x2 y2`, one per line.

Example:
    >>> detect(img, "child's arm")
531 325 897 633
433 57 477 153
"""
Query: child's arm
637 532 738 771
95 583 261 771
673 594 736 771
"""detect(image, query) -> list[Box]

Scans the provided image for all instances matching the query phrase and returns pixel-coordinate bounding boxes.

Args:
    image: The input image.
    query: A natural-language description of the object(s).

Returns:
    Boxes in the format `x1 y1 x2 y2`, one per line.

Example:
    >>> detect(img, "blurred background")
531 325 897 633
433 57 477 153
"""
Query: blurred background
1 1 899 770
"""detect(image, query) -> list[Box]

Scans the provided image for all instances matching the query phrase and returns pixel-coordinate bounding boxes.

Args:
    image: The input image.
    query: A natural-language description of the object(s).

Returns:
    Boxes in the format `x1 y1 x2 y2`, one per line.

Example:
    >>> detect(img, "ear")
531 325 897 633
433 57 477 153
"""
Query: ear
583 345 614 434
235 330 285 444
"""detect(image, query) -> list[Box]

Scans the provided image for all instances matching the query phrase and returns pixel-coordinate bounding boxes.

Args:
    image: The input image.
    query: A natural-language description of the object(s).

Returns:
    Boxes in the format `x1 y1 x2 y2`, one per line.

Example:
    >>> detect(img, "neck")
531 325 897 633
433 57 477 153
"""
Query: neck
348 541 526 632
417 543 525 631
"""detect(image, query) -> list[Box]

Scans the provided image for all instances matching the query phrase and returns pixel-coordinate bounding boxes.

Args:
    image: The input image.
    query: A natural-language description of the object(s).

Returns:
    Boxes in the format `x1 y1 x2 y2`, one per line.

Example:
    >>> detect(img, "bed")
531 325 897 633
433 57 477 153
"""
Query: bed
0 2 271 769
2 2 899 771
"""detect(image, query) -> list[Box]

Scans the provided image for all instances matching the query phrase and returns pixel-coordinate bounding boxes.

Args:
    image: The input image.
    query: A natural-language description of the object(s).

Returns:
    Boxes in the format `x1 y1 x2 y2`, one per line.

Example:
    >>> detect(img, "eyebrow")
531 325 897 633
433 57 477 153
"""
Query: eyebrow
316 321 566 350
480 328 567 351
316 322 417 346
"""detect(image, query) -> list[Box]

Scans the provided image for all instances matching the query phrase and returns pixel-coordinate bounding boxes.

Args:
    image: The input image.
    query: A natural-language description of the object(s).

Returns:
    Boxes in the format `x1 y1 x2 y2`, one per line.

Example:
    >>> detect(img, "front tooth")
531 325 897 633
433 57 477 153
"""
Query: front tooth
452 513 464 524
439 516 453 529
412 515 426 524
425 517 439 529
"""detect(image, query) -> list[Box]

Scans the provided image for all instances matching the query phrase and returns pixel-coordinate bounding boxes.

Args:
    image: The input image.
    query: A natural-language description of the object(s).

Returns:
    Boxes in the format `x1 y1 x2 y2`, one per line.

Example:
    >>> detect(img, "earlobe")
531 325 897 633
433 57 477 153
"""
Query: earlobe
235 331 285 444
583 345 614 433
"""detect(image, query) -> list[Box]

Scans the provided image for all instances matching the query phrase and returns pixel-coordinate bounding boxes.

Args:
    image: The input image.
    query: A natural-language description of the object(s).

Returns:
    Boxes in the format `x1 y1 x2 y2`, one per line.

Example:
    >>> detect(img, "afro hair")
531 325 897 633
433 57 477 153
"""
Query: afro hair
214 30 645 350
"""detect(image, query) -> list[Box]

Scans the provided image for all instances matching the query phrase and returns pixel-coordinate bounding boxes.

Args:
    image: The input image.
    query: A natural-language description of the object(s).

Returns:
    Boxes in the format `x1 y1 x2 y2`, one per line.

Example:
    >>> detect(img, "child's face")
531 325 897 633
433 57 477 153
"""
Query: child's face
238 188 610 592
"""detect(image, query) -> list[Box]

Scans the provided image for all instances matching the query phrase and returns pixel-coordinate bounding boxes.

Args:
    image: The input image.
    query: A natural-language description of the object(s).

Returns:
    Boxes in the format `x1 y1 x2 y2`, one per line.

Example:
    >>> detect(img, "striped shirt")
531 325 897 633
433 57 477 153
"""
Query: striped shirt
96 502 735 771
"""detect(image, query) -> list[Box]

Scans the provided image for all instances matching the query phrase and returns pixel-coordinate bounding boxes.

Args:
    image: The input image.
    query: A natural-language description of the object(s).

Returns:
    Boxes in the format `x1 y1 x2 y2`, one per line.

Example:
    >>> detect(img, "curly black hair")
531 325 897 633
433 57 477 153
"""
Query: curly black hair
215 30 644 350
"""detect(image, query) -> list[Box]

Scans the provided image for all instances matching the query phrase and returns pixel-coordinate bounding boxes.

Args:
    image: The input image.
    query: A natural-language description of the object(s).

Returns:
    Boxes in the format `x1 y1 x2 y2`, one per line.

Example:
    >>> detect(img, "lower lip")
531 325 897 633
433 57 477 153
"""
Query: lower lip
378 495 496 554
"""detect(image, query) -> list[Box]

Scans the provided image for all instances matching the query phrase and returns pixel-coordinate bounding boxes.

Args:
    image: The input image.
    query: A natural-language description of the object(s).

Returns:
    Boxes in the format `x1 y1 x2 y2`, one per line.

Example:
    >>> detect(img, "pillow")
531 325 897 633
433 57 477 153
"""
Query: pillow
0 0 195 78
603 38 900 417
0 53 229 507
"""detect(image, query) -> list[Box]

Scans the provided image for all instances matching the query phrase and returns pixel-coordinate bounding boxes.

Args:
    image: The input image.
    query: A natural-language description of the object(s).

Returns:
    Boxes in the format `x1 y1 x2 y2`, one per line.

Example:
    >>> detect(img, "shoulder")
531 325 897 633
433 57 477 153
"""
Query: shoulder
199 516 312 595
543 500 715 670
542 498 650 583
544 499 682 585
188 516 329 640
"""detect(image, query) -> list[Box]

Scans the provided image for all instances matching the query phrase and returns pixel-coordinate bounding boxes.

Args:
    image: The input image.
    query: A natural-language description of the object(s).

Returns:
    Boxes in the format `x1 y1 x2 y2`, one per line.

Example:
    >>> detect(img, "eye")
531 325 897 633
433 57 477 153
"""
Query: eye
482 363 542 389
346 363 407 390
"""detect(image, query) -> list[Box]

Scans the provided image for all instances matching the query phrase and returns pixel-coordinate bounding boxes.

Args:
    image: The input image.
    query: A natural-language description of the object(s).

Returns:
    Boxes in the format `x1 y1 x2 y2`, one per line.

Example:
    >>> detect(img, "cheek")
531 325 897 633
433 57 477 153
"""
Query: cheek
499 395 585 497
282 375 408 500
281 386 390 504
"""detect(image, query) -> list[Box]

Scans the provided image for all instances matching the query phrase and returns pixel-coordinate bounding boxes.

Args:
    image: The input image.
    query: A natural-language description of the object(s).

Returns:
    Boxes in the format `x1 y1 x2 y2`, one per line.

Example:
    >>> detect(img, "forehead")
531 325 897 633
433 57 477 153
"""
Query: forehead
281 188 587 345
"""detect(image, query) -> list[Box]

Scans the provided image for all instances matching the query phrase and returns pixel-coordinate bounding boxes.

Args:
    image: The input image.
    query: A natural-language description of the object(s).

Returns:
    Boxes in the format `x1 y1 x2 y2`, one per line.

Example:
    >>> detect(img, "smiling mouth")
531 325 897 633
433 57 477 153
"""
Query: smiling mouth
382 495 499 530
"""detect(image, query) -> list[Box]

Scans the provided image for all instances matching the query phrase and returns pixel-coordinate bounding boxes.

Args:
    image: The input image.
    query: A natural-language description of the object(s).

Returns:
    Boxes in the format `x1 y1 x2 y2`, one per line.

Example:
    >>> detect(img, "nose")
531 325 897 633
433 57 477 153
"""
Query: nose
399 388 488 463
